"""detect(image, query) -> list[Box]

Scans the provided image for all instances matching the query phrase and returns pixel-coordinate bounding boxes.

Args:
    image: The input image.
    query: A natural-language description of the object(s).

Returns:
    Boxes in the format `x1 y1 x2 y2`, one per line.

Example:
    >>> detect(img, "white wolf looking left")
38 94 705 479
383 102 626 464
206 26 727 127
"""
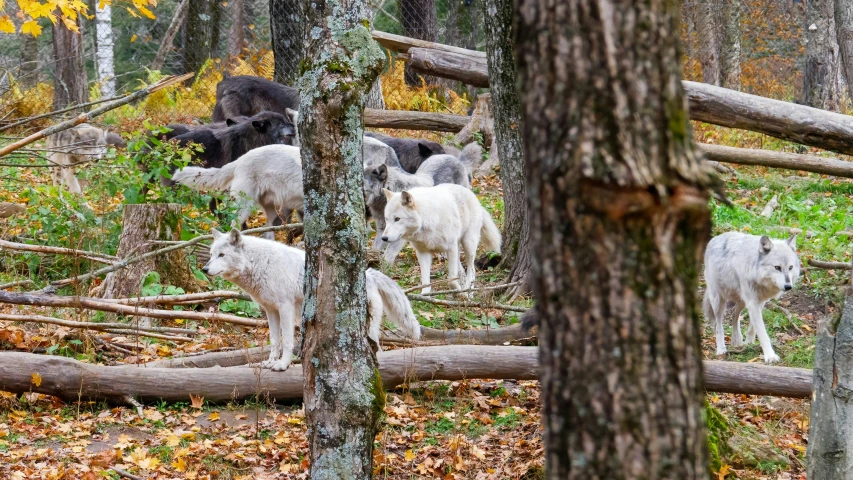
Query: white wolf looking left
202 229 421 371
703 231 800 364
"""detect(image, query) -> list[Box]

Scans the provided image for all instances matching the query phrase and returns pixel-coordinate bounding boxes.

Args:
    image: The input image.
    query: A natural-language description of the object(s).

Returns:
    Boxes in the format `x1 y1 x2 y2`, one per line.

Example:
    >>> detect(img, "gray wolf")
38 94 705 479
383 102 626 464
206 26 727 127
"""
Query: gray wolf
365 154 472 262
46 123 107 194
703 232 800 363
211 76 299 122
381 184 501 294
364 132 445 173
202 229 421 371
172 144 304 239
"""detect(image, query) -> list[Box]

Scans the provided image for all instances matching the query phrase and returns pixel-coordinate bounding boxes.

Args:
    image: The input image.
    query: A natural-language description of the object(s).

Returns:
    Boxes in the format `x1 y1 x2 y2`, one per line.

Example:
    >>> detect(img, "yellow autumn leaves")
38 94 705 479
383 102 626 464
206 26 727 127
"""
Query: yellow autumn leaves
0 0 156 37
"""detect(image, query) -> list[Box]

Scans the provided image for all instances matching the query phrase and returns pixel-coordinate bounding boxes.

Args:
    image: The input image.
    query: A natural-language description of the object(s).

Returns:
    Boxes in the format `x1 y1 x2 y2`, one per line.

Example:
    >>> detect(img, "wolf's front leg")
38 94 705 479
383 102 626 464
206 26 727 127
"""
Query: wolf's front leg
416 250 433 294
445 244 462 292
262 310 283 369
269 302 296 372
746 303 780 364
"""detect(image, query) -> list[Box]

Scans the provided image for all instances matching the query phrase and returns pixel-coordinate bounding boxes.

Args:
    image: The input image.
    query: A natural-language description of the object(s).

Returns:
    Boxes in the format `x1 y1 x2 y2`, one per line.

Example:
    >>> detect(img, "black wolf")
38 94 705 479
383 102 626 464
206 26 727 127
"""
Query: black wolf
211 76 299 122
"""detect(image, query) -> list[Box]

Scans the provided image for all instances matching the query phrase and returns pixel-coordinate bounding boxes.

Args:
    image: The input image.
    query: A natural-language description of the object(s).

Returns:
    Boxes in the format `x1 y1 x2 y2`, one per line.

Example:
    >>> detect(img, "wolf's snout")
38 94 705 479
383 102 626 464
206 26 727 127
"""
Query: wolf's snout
202 266 209 274
784 284 792 291
381 236 389 242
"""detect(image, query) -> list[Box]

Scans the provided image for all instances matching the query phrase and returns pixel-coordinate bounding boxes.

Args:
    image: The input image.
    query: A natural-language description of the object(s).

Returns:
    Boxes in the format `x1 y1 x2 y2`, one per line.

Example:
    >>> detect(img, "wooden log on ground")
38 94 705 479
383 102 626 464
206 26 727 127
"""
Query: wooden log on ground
809 259 853 270
403 48 490 88
371 30 487 58
382 33 853 154
364 108 469 132
0 202 25 218
0 348 813 402
145 346 271 368
698 143 853 178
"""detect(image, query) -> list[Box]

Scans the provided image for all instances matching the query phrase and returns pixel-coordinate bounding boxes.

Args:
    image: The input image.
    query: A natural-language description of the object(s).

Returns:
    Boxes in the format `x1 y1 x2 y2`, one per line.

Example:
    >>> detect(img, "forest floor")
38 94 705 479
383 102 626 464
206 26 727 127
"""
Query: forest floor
1 142 852 478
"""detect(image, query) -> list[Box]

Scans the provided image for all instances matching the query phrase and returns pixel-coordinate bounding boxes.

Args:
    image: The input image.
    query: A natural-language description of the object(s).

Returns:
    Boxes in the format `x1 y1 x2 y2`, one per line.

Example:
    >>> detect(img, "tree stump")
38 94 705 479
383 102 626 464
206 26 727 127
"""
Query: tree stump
101 204 204 300
454 93 496 177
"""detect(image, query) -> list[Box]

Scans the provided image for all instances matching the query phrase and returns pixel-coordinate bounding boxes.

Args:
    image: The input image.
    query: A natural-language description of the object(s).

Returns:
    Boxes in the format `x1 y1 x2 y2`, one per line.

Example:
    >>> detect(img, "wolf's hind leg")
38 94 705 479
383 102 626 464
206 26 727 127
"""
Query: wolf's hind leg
709 294 728 356
730 299 746 347
269 302 296 372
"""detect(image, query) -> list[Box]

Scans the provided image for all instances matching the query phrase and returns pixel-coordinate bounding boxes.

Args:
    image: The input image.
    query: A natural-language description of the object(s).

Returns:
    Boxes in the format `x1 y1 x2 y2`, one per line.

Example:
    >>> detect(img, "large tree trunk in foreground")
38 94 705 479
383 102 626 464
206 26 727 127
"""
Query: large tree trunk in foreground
0 349 814 403
804 0 841 111
297 0 385 475
481 0 529 296
270 0 302 84
516 0 712 477
101 204 203 299
399 0 437 85
807 269 853 479
52 19 88 110
836 0 853 101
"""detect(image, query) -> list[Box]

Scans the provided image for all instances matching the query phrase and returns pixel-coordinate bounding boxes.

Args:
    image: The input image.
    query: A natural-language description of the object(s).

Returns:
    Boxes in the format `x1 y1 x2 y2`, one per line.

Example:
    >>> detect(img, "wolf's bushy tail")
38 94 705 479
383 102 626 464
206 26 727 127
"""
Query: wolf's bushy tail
459 142 483 171
520 307 539 333
171 163 237 192
480 208 502 253
367 269 421 340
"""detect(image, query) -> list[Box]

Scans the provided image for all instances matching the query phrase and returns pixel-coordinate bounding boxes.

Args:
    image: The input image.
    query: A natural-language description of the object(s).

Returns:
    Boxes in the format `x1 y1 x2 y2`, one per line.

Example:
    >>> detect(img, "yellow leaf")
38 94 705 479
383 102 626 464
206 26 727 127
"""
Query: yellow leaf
0 16 15 34
21 19 42 37
172 457 188 472
61 16 79 33
136 5 155 19
716 463 731 480
137 456 161 470
130 34 137 42
125 7 139 17
166 435 180 447
404 449 416 462
189 394 204 409
31 372 42 387
208 411 220 421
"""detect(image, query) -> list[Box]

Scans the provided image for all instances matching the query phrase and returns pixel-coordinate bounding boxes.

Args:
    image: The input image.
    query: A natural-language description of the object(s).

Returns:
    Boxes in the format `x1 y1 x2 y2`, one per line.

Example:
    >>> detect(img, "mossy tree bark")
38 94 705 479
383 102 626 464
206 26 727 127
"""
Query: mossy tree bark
102 204 203 300
515 0 713 477
804 0 841 111
481 0 529 296
295 0 386 477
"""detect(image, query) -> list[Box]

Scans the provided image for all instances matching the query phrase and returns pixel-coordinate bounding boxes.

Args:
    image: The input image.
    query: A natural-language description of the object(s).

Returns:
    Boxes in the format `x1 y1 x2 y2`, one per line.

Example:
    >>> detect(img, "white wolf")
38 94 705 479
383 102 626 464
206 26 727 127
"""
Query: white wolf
202 229 421 371
172 145 303 239
46 124 108 194
703 232 800 364
381 184 501 294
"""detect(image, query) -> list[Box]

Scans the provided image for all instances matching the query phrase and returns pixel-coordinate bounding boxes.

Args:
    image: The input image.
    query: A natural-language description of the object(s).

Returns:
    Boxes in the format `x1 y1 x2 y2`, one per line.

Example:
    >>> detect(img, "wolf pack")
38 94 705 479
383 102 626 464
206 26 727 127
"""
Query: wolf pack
46 75 801 369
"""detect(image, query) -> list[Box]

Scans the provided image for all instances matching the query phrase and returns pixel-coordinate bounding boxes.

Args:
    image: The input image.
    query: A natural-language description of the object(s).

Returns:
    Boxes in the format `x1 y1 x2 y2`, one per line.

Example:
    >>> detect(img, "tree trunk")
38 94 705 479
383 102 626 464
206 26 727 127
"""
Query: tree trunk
696 0 722 85
365 78 386 110
399 0 437 85
515 0 711 477
296 0 385 474
52 16 88 110
0 350 816 404
95 4 115 98
101 204 203 300
481 0 529 295
152 0 190 71
183 0 221 75
804 0 841 110
270 0 302 84
721 0 742 91
835 0 853 102
228 0 246 59
19 33 39 89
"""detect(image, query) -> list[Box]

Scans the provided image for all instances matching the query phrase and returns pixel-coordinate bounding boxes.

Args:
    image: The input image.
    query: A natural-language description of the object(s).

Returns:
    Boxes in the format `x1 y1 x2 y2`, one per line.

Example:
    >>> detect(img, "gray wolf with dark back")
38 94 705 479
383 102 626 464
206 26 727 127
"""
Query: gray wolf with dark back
365 154 472 262
202 229 421 371
172 145 304 240
364 132 445 173
46 123 107 194
703 232 800 363
211 76 300 122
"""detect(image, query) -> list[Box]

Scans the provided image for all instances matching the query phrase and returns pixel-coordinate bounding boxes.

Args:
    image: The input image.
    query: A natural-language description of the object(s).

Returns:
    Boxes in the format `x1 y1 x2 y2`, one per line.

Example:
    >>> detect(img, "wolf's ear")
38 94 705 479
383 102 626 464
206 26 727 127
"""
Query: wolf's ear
228 228 242 246
211 228 223 240
417 142 434 158
786 233 798 250
285 108 299 124
759 236 773 254
252 120 270 133
373 164 388 182
401 191 414 207
382 188 394 201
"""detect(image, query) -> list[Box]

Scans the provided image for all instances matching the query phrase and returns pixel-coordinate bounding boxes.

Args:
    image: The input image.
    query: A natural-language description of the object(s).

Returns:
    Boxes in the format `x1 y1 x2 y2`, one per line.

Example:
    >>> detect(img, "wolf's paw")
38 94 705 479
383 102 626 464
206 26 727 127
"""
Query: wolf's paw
715 346 727 356
421 286 432 295
763 352 781 364
270 359 291 372
261 358 278 369
730 333 744 347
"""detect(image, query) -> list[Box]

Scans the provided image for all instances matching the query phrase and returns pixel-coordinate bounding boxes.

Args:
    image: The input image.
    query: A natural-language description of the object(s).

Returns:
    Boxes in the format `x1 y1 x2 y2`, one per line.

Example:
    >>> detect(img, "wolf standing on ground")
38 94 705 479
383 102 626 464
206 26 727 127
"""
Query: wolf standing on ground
381 185 501 294
46 124 107 194
703 232 800 363
202 229 421 371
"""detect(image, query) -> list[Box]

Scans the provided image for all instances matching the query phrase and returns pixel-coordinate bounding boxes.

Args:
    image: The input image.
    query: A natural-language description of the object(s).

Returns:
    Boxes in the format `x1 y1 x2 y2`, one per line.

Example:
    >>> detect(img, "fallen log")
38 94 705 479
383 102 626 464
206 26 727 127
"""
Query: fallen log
809 259 852 270
403 48 490 88
0 348 813 402
0 239 119 264
698 143 853 178
0 313 196 335
371 30 487 58
0 290 265 327
384 34 853 154
364 108 469 132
